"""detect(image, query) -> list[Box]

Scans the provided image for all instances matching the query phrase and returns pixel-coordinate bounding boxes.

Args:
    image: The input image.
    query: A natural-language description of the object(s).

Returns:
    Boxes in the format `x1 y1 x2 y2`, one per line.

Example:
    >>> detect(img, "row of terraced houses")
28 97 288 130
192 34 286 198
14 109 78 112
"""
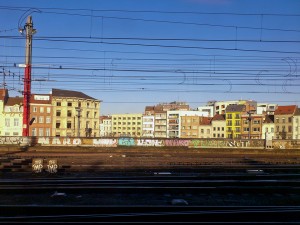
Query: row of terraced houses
1 88 300 139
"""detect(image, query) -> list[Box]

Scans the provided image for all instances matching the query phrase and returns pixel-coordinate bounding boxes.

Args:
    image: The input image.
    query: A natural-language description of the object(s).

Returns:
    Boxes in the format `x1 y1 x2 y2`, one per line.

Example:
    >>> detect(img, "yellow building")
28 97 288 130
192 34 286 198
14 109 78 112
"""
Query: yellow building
51 89 101 137
225 104 246 139
0 89 9 136
111 113 143 137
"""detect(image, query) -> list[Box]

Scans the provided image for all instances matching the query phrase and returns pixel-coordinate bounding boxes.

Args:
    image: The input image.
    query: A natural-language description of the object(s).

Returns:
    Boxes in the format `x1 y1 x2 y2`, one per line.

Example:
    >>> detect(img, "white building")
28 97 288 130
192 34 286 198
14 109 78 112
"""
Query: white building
99 116 112 137
2 97 23 136
197 105 214 117
142 115 155 138
257 103 278 115
261 115 275 140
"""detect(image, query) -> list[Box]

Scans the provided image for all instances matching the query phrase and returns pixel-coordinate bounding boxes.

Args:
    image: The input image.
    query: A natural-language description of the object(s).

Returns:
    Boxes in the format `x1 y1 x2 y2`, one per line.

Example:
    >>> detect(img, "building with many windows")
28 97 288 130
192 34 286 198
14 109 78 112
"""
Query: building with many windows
262 115 275 140
274 105 297 140
142 115 155 138
2 96 23 136
51 88 101 137
293 108 300 140
225 104 246 139
241 114 264 139
211 114 226 138
111 113 143 137
99 116 112 137
29 94 52 137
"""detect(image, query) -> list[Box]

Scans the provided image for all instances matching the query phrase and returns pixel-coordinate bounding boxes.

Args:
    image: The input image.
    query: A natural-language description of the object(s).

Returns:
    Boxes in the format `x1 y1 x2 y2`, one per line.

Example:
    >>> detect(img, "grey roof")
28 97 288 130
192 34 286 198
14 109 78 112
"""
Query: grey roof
52 88 98 100
225 104 246 112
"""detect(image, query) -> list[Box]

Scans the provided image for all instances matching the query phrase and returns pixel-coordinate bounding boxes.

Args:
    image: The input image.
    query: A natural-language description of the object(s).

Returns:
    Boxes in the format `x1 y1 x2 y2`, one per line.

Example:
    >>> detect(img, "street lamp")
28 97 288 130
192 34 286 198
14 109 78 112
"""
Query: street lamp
75 107 82 137
247 111 252 140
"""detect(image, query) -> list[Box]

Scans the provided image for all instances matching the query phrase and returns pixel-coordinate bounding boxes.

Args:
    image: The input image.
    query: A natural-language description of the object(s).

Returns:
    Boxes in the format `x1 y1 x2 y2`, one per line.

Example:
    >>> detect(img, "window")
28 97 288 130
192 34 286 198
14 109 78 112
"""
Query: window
67 121 72 129
271 128 274 132
94 112 97 118
39 116 44 123
56 102 61 106
67 110 72 117
32 128 36 136
45 128 50 137
40 107 44 113
227 114 232 119
213 127 216 131
288 117 292 123
14 118 19 126
282 118 286 123
288 126 292 132
207 129 210 134
253 120 260 124
5 118 10 127
33 107 37 112
56 122 61 129
13 132 19 136
39 128 44 136
56 110 61 116
235 114 240 119
46 117 51 124
68 102 72 107
47 107 51 113
87 103 90 108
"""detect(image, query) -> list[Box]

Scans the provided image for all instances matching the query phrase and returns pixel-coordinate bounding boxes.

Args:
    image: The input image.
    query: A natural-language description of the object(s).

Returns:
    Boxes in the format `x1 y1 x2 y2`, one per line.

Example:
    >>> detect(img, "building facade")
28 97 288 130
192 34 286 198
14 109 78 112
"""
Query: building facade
2 97 23 136
142 115 155 138
274 105 297 139
99 116 112 137
262 115 275 140
225 104 246 139
241 114 264 139
51 88 101 137
211 114 226 138
29 94 52 137
111 113 143 137
292 108 300 140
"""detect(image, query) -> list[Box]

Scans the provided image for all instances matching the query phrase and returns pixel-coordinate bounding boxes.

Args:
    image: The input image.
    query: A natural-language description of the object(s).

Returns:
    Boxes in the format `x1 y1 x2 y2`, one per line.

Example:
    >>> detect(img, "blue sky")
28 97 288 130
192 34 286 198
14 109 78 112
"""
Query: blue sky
0 0 300 115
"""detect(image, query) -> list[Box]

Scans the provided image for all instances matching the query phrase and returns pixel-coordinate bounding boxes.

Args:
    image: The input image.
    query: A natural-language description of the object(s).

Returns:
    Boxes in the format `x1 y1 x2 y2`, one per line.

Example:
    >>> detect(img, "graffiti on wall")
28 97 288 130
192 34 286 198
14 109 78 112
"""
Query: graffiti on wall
0 137 28 145
165 139 189 147
38 137 82 146
93 139 117 147
118 137 135 146
137 139 163 147
1 136 299 149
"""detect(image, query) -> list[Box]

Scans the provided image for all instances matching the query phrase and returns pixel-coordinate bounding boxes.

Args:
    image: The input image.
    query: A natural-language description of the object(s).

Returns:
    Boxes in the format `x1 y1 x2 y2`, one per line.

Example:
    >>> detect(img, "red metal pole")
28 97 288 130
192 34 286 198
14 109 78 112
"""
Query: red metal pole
22 64 31 136
22 16 34 137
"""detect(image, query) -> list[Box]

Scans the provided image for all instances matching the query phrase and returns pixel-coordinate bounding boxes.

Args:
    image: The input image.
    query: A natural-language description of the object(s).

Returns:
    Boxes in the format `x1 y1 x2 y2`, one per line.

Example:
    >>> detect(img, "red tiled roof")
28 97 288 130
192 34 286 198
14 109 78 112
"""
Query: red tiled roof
274 105 297 115
200 117 212 125
212 114 225 121
6 97 23 106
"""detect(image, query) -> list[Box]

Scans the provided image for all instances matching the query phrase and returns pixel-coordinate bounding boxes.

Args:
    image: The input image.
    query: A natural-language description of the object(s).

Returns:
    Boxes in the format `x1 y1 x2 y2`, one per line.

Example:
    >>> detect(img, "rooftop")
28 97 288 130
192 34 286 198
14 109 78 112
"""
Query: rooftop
52 88 99 101
274 105 297 115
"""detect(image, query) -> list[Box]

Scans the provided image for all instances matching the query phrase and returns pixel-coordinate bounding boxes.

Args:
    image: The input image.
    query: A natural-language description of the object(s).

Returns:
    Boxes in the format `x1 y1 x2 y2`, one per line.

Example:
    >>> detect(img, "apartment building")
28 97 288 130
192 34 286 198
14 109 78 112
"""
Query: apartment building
99 116 112 137
225 104 246 139
241 114 264 139
142 115 155 138
274 105 297 139
0 89 9 136
293 108 300 139
181 116 200 138
211 114 226 138
111 113 143 137
199 117 212 138
2 96 23 136
262 115 275 140
52 88 101 137
154 111 167 138
29 94 52 137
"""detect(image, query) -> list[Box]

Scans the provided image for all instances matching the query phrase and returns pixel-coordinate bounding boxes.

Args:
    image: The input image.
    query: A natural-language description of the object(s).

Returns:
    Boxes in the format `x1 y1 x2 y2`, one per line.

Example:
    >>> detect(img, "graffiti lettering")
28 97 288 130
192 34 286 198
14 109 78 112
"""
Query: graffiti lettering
32 158 43 173
47 159 58 173
118 138 135 146
137 139 163 147
165 139 189 147
93 139 117 147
